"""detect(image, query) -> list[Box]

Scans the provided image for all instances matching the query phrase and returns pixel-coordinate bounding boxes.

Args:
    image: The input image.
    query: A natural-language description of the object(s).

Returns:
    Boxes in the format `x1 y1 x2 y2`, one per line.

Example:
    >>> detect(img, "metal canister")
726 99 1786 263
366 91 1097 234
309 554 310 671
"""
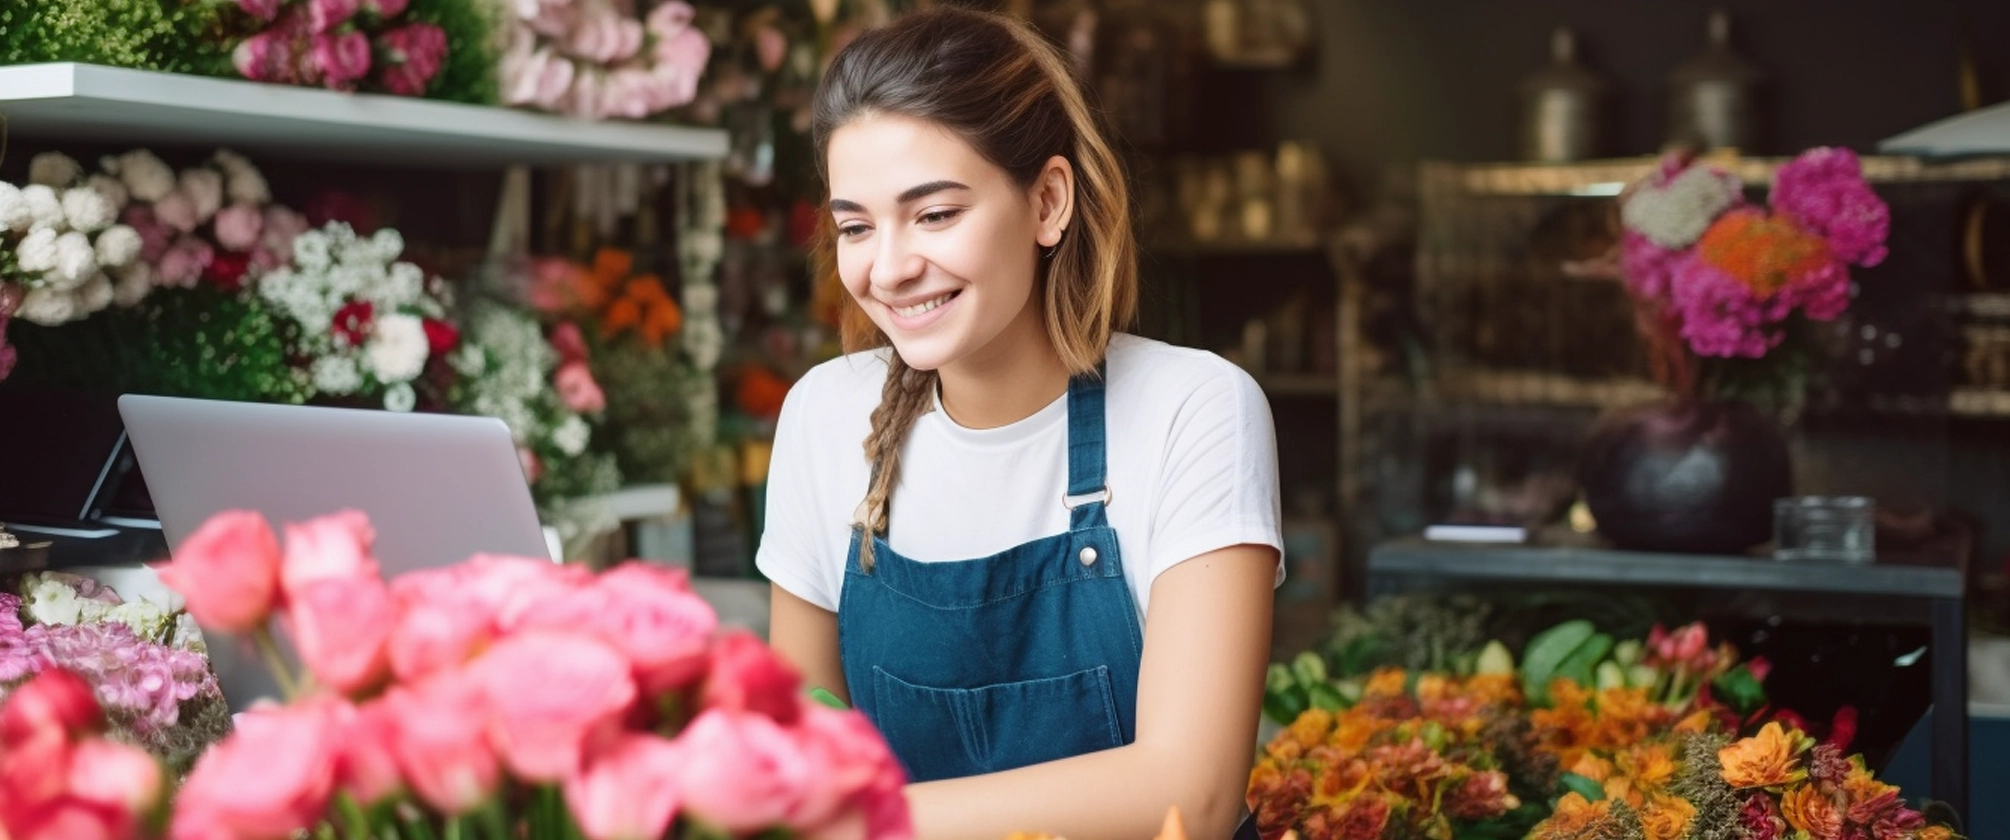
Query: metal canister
1518 27 1611 163
1667 9 1767 153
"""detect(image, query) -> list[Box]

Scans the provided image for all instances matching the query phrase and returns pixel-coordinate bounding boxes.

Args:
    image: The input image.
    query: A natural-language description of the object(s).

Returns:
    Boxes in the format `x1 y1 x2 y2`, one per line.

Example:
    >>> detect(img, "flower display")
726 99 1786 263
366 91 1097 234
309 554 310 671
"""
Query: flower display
0 152 147 326
0 508 917 840
498 0 713 120
229 0 451 96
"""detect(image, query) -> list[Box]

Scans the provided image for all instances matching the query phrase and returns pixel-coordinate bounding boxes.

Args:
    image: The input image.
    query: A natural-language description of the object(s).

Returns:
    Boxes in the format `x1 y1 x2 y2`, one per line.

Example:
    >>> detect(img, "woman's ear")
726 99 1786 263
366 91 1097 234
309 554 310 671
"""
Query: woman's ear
1033 154 1075 248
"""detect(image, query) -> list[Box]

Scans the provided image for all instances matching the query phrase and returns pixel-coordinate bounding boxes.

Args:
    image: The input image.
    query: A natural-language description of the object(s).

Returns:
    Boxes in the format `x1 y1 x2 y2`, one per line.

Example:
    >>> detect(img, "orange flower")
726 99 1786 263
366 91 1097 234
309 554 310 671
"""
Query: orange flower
1539 793 1611 838
1674 708 1716 735
1781 784 1845 840
1363 668 1407 699
1918 827 1955 840
1615 743 1678 795
1462 674 1521 707
1719 722 1811 790
1568 753 1613 784
1414 674 1451 704
1639 795 1696 840
1696 207 1837 297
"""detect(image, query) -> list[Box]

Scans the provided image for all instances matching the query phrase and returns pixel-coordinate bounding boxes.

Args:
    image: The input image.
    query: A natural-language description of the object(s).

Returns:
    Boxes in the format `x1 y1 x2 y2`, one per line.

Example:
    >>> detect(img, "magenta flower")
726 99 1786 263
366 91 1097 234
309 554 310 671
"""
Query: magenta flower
1771 147 1891 267
377 24 449 97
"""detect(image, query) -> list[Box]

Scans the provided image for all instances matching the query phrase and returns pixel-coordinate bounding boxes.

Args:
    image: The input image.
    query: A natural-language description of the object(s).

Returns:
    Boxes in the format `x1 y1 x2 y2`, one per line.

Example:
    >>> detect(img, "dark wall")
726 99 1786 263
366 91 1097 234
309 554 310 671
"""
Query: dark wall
1266 0 2010 185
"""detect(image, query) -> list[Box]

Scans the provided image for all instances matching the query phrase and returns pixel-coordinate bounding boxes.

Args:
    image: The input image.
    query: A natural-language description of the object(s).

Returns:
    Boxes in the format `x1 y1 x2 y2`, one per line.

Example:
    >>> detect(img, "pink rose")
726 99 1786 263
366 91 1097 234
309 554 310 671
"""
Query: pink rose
154 510 281 635
214 203 265 252
286 577 394 696
332 700 403 805
754 25 786 72
261 206 309 256
555 361 606 414
672 710 813 834
279 509 380 598
654 24 712 75
7 798 131 840
645 1 694 40
567 15 645 64
548 322 589 362
598 67 659 120
1 669 103 749
702 631 803 726
232 31 296 83
312 32 373 89
236 0 281 22
516 563 716 694
386 596 492 683
172 701 339 840
120 206 173 263
153 190 200 233
66 740 163 816
307 0 359 32
788 706 907 832
472 632 636 782
503 48 576 110
377 24 447 97
384 673 499 815
155 237 215 288
564 734 683 840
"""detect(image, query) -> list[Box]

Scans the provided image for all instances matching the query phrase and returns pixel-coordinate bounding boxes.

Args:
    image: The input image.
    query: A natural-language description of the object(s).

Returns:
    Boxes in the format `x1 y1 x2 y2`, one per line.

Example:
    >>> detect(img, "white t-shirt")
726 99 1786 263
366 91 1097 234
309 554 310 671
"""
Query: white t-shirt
754 333 1283 622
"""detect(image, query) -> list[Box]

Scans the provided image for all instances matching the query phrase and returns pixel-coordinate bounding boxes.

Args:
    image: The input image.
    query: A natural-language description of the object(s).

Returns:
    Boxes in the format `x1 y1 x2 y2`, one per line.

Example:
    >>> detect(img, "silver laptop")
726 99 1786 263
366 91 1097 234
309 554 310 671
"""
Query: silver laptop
117 394 554 707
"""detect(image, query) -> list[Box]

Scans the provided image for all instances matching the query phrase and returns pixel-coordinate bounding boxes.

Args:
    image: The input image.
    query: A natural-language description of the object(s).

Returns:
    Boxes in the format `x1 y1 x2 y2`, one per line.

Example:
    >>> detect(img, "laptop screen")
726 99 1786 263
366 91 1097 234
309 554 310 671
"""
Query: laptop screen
0 385 135 525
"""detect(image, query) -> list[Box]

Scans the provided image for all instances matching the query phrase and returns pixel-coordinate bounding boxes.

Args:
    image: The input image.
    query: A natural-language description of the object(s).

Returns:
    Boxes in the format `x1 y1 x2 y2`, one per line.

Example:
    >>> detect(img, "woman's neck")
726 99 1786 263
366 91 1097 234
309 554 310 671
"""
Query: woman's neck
934 305 1069 430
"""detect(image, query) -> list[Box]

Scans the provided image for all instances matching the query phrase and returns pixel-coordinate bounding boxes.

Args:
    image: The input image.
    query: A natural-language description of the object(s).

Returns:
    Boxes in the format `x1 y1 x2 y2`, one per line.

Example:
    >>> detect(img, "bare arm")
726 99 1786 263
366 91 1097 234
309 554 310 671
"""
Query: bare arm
904 544 1276 840
768 583 851 706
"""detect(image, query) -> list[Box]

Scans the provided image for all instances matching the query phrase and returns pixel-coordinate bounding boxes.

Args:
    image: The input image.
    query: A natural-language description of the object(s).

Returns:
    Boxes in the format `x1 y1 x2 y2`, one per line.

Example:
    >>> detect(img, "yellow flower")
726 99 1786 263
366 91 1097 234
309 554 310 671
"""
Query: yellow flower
1540 793 1612 838
1781 784 1845 839
1674 708 1716 734
1616 743 1679 794
1416 673 1452 703
1918 827 1955 840
1718 722 1810 789
1640 795 1696 840
1463 673 1522 706
1365 668 1408 698
1569 753 1614 784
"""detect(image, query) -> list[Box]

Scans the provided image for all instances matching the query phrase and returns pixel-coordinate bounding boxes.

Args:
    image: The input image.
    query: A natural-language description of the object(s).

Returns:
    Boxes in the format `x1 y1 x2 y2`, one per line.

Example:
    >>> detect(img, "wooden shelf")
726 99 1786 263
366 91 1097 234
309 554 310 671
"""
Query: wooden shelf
0 63 729 167
1421 154 2010 198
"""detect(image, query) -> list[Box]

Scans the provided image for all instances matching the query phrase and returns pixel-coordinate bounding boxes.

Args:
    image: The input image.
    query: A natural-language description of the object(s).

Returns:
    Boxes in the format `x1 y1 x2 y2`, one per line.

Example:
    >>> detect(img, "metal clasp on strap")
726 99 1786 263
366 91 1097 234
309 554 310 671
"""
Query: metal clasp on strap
1063 486 1112 510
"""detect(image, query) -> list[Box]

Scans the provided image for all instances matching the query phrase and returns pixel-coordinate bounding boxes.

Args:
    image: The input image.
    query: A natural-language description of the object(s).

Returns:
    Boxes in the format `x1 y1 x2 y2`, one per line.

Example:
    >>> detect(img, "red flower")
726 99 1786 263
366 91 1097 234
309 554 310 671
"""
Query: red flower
332 301 375 346
203 250 252 292
421 318 458 355
1739 793 1788 840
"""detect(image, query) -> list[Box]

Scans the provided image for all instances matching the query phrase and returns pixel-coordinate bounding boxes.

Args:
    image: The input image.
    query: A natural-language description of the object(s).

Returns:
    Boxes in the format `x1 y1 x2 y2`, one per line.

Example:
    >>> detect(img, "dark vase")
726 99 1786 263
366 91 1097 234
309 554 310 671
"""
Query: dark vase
1577 400 1792 554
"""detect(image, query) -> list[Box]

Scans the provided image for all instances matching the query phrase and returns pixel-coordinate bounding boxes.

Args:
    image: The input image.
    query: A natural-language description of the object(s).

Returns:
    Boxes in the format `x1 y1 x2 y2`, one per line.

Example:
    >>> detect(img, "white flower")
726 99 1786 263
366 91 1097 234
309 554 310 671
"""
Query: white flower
28 152 82 188
367 312 430 383
1622 165 1743 249
370 262 425 309
383 381 417 412
683 316 723 371
449 343 488 376
552 414 590 456
0 183 30 233
14 227 60 273
61 187 114 233
213 150 271 205
311 355 364 395
16 287 79 325
682 282 719 313
107 600 173 644
370 228 405 264
293 229 334 270
171 613 207 654
94 224 142 267
23 575 85 625
112 262 154 307
87 174 130 211
50 231 98 289
179 168 224 224
22 185 66 230
334 228 386 267
76 273 114 314
112 150 176 202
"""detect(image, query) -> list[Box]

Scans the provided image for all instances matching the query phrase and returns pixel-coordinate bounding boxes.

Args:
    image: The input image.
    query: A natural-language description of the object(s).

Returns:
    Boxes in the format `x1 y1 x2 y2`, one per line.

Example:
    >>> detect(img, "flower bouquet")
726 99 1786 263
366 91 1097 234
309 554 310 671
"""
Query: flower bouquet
0 573 231 772
0 508 914 840
499 0 713 120
0 151 148 327
228 0 452 97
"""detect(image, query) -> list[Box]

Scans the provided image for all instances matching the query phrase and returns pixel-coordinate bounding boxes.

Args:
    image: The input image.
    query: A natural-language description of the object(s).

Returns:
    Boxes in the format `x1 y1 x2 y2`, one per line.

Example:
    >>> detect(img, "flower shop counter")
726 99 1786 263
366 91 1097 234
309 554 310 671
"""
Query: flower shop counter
1365 537 1970 821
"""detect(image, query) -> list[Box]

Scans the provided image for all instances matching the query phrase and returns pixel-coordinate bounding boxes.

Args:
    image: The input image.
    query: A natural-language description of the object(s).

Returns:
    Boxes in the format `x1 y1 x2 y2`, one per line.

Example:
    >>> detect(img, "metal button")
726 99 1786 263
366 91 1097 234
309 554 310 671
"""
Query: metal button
1079 546 1098 566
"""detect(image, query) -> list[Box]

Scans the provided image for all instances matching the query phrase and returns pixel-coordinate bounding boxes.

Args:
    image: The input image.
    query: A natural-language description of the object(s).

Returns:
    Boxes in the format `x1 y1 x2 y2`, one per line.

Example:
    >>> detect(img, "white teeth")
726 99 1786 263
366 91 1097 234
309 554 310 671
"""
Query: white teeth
893 292 952 317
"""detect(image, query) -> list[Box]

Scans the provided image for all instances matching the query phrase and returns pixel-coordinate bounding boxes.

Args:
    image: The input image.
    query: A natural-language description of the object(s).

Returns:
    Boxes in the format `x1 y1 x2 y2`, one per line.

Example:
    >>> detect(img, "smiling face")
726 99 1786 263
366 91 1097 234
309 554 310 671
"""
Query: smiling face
826 113 1070 375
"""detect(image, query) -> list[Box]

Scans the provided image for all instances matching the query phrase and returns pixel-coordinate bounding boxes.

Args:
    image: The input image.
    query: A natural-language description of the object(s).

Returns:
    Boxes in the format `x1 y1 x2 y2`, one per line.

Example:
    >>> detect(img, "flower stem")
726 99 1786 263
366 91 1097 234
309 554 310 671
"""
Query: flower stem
336 794 372 840
252 627 302 701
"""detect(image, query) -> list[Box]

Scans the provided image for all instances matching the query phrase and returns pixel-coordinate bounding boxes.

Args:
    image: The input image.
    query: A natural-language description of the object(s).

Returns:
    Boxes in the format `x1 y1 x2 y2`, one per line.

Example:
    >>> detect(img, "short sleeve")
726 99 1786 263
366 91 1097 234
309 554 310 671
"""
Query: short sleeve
1146 364 1284 586
753 367 840 611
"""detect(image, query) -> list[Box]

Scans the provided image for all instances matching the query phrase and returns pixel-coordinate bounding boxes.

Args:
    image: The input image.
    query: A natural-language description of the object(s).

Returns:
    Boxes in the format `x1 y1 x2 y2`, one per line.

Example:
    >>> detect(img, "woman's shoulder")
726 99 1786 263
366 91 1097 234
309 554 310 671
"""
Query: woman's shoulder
1105 333 1264 402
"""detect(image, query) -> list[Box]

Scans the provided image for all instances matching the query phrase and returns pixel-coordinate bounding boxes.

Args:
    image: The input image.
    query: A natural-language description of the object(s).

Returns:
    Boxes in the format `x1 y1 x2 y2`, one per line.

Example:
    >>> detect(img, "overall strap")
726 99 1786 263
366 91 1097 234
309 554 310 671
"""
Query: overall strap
1064 364 1110 530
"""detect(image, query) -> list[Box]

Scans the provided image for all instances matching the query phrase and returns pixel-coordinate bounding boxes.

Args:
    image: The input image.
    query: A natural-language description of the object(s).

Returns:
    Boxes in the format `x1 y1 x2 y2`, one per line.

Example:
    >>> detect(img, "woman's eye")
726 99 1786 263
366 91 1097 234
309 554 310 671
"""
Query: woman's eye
918 208 963 225
836 223 870 239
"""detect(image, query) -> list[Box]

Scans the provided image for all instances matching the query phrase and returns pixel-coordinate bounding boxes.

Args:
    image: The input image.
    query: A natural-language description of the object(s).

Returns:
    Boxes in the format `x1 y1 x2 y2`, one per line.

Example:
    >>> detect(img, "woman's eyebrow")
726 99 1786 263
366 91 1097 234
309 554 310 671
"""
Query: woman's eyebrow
828 180 973 214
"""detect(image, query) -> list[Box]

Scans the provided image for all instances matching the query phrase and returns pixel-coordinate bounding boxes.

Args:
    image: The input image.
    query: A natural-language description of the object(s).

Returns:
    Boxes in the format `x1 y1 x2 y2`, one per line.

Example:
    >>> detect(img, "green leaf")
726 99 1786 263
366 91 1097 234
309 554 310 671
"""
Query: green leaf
1555 632 1614 690
807 687 849 710
1521 620 1596 705
1262 691 1309 726
1712 665 1769 715
1289 650 1328 685
1559 772 1607 803
1596 661 1627 691
1306 681 1347 712
1475 640 1515 675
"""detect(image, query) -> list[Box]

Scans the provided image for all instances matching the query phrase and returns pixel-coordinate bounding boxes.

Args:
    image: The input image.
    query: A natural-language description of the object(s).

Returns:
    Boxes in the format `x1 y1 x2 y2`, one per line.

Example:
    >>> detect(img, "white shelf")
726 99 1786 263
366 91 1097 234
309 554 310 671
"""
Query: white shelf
0 63 728 167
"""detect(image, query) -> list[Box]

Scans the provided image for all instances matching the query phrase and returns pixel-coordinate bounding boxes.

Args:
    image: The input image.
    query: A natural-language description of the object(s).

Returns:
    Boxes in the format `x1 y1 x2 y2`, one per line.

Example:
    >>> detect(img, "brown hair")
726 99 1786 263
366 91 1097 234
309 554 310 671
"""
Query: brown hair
812 5 1137 571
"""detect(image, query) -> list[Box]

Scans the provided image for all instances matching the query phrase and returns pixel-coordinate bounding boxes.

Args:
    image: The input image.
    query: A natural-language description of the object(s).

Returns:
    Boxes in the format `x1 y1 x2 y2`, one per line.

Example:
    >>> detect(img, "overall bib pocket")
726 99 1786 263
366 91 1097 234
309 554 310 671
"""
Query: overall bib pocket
870 665 1124 782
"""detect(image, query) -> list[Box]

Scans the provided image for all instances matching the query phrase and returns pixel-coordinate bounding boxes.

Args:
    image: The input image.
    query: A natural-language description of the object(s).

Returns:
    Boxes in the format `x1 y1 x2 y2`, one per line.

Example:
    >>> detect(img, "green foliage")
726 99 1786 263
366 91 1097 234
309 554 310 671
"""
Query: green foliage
0 0 233 76
402 0 502 105
6 286 312 403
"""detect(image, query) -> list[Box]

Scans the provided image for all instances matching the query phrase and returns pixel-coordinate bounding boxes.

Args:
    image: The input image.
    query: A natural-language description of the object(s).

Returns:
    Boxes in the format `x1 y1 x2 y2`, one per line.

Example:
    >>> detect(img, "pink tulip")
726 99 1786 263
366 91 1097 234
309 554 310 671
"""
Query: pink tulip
153 510 282 635
384 674 500 815
307 0 359 32
516 563 716 693
555 361 606 413
787 705 906 831
213 203 265 252
673 710 814 834
703 631 803 726
171 701 340 840
278 510 379 598
332 701 403 805
312 32 373 89
66 740 163 816
564 734 684 840
472 632 636 782
285 577 394 696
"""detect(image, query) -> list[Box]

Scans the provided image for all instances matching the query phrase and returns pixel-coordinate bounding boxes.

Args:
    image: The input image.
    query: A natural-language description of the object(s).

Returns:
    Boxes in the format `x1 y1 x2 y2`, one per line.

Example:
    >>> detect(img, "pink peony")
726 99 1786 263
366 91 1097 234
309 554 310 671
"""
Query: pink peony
515 563 716 693
285 577 394 696
564 734 684 840
1771 146 1890 266
171 701 340 840
555 360 607 413
377 24 448 97
566 14 646 64
153 509 281 635
214 203 265 252
312 32 373 89
307 0 359 32
471 632 637 782
155 237 215 289
703 631 804 726
232 31 297 83
673 710 814 834
278 509 379 598
384 673 499 815
6 798 132 840
66 740 163 816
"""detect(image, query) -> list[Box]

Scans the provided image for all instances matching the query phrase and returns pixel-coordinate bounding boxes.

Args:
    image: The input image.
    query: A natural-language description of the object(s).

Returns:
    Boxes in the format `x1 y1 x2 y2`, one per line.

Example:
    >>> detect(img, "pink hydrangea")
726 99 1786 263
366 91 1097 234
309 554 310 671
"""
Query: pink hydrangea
1771 147 1891 267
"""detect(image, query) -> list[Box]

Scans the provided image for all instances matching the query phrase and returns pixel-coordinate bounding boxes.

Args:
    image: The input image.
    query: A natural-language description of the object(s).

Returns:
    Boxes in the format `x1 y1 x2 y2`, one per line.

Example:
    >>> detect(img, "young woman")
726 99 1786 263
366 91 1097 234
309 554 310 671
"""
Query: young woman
757 7 1282 840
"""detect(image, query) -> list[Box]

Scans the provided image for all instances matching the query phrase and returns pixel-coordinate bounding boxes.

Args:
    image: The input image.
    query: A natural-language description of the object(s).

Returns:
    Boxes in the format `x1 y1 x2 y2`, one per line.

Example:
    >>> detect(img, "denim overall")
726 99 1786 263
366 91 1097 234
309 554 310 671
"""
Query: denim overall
838 371 1143 783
